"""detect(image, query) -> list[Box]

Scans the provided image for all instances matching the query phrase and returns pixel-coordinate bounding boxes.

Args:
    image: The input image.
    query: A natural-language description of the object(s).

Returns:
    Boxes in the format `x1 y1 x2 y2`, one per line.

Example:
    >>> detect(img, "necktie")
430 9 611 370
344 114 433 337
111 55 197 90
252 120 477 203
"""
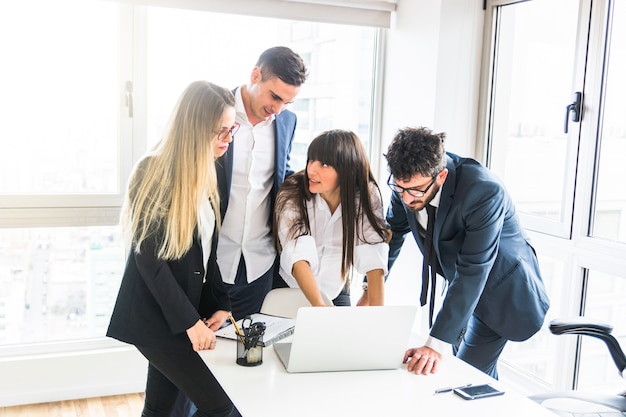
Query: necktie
421 204 438 328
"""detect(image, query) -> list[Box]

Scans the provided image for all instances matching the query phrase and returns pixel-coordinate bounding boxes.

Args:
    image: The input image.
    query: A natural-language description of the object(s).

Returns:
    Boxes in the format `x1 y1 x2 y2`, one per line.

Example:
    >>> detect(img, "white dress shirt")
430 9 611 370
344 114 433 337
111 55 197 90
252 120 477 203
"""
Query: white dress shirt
277 184 389 300
414 189 451 352
217 88 277 284
198 199 216 282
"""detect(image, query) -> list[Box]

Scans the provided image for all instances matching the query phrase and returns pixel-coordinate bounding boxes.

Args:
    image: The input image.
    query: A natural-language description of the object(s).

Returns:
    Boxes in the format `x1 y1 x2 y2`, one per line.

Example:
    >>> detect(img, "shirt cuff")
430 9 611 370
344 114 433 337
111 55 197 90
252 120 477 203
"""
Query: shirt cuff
425 335 451 355
354 242 389 275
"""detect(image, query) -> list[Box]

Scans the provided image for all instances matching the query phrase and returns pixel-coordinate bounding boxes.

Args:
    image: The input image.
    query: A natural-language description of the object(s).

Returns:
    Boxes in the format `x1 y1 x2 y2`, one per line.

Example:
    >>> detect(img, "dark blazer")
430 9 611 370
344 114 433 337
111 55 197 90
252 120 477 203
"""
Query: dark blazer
387 152 550 345
216 89 297 223
107 229 231 353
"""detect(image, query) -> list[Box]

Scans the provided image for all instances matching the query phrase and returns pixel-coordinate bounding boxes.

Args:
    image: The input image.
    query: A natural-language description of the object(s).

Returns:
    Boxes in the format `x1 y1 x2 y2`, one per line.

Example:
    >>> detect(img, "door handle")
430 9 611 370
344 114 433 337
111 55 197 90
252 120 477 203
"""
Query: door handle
125 80 134 118
564 91 582 134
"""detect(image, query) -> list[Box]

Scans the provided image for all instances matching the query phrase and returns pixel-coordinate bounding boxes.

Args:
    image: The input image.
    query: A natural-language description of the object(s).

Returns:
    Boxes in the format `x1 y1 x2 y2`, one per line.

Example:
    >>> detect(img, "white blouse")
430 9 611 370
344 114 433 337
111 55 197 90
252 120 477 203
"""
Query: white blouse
198 198 216 282
277 185 389 300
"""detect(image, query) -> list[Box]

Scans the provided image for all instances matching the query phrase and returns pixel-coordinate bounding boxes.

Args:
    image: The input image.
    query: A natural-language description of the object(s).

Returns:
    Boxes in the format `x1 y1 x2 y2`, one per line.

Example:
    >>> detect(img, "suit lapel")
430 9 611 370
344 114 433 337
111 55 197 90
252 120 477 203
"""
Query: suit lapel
216 148 233 220
274 113 287 190
434 155 456 245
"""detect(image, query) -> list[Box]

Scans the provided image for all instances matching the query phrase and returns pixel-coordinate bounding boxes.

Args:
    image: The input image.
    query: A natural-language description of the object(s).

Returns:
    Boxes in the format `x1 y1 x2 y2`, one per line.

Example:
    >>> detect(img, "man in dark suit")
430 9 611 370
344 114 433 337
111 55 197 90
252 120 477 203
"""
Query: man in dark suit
377 126 549 379
216 47 308 320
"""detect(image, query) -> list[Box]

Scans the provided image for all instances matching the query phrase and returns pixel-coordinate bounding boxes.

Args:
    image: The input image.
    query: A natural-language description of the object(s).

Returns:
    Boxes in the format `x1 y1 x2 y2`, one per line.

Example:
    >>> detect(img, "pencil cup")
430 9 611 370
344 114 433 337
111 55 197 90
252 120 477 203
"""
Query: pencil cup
236 336 263 366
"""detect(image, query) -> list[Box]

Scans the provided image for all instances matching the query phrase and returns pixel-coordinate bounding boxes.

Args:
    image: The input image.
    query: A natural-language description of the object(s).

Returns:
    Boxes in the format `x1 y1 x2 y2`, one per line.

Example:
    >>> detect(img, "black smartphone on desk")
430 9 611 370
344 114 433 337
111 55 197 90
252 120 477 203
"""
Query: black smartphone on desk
453 384 504 400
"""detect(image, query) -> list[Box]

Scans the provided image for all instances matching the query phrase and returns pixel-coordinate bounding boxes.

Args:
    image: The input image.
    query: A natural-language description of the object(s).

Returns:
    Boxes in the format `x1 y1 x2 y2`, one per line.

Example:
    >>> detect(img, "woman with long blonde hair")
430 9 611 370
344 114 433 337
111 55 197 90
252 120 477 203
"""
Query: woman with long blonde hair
107 80 239 417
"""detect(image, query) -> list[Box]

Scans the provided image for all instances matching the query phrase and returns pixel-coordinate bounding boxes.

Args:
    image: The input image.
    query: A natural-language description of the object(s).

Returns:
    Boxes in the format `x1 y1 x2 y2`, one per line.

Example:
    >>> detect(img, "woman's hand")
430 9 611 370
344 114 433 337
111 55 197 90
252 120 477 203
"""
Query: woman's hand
203 310 230 331
186 319 217 351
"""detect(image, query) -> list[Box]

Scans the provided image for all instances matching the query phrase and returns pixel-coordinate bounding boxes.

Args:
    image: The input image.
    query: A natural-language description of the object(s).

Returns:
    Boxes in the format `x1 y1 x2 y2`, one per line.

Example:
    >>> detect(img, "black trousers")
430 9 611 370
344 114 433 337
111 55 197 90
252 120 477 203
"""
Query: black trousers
136 345 234 417
225 256 275 320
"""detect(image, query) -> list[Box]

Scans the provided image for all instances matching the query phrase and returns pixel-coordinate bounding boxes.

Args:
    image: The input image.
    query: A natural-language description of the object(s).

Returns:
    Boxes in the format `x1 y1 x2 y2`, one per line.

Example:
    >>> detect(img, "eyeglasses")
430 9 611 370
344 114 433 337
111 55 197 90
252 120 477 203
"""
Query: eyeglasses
216 122 240 141
387 174 437 198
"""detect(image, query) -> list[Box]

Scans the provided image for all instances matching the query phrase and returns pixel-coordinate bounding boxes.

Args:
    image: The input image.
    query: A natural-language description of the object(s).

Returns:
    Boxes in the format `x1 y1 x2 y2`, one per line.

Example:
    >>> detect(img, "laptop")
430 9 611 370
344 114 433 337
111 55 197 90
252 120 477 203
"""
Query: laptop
273 305 417 373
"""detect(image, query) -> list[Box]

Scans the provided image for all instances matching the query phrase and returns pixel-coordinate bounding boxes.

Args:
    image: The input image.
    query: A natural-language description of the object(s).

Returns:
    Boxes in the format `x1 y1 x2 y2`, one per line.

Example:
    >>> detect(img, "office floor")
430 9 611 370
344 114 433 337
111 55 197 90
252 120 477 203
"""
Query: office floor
0 393 144 417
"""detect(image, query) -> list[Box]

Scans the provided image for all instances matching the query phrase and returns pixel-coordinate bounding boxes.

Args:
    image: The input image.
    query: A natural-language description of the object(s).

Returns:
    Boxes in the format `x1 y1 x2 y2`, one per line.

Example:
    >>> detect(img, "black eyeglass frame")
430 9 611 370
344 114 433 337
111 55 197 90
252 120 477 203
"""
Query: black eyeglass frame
387 174 437 198
217 122 240 141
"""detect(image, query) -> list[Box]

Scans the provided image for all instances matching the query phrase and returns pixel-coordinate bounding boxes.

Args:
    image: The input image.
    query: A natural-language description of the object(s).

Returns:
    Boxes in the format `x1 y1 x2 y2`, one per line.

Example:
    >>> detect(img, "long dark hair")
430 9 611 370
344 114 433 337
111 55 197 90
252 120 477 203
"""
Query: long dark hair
275 129 390 278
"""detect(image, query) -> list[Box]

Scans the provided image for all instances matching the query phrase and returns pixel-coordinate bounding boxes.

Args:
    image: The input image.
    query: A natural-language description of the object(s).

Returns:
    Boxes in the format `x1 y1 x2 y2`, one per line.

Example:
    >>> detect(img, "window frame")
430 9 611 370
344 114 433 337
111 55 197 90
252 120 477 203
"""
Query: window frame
478 0 626 394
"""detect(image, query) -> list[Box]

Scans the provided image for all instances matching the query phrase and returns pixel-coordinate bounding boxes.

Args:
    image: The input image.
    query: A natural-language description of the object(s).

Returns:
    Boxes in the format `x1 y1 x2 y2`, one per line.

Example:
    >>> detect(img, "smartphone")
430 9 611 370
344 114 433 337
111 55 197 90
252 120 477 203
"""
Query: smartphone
453 384 504 400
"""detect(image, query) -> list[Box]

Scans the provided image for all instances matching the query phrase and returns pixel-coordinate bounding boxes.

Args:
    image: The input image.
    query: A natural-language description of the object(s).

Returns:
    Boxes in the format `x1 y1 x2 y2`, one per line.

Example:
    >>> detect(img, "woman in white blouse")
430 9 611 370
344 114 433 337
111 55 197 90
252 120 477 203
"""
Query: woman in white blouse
274 129 391 306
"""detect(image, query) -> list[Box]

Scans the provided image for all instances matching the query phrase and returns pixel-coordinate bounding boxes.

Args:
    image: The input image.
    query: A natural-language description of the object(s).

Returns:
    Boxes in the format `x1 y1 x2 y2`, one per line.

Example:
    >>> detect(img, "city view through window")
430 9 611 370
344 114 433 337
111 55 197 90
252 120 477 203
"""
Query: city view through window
0 1 378 347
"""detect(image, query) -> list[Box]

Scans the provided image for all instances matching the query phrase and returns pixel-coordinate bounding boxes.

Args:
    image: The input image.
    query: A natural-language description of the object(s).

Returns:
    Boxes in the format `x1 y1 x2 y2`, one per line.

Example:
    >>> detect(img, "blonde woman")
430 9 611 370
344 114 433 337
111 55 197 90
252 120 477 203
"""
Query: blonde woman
107 81 239 417
274 130 390 307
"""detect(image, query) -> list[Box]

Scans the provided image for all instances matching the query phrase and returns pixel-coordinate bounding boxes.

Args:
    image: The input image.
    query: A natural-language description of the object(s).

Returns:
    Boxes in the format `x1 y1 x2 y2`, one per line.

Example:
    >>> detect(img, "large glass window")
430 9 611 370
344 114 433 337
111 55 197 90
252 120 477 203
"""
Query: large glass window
144 7 377 172
0 226 124 345
0 1 381 348
500 255 563 382
482 0 626 394
578 271 626 391
592 1 626 244
0 0 121 196
485 0 580 237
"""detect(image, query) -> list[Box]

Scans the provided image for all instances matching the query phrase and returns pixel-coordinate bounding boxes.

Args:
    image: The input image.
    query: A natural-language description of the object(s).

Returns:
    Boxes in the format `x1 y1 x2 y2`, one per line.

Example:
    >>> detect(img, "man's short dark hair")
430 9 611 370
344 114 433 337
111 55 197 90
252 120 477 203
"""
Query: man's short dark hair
256 46 308 87
385 127 447 181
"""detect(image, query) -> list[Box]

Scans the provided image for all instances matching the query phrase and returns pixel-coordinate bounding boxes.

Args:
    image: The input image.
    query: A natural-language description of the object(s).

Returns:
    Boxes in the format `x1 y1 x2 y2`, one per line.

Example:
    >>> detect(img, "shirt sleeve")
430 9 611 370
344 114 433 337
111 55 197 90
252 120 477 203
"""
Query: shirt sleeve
425 335 452 355
277 200 319 279
354 242 389 275
279 235 319 280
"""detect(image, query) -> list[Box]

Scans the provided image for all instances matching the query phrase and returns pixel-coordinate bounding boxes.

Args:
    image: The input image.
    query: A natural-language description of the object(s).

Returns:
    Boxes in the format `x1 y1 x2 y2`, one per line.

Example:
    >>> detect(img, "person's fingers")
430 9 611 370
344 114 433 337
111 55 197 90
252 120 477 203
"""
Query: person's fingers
430 358 440 374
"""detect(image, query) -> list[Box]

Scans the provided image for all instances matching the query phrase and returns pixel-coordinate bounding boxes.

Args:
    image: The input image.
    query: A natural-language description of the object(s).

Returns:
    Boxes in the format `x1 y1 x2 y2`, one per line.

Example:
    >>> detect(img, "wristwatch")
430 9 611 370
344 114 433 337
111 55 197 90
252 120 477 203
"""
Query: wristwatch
362 282 368 291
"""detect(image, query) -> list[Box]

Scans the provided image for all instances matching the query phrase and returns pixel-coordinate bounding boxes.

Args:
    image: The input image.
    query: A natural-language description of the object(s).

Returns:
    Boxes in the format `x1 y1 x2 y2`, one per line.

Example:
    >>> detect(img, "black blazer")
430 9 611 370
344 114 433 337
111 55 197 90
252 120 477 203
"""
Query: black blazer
107 228 231 353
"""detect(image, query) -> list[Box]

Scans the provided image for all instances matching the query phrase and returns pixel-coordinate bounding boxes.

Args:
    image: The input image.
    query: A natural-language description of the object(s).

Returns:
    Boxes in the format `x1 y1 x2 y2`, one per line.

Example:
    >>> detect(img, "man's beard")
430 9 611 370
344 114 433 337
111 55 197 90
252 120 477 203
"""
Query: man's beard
404 183 440 212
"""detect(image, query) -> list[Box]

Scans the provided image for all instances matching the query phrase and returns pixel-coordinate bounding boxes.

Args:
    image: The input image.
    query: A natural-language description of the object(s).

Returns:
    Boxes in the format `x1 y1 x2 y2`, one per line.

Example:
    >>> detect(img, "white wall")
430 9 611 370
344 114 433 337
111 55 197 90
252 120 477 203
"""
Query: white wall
0 345 146 407
378 0 484 168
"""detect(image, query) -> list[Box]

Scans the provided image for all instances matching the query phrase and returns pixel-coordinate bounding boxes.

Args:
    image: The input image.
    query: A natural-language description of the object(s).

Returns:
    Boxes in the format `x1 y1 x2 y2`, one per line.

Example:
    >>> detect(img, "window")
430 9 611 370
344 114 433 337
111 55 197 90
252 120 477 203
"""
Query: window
578 271 626 391
0 0 126 199
144 6 378 171
483 0 580 237
481 0 626 393
0 0 129 347
0 1 381 349
591 1 626 243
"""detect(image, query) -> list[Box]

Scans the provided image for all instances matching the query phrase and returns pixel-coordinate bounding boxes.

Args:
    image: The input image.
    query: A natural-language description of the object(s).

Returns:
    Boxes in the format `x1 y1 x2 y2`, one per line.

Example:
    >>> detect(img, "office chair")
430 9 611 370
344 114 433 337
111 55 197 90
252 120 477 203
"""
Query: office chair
530 317 626 416
260 288 332 319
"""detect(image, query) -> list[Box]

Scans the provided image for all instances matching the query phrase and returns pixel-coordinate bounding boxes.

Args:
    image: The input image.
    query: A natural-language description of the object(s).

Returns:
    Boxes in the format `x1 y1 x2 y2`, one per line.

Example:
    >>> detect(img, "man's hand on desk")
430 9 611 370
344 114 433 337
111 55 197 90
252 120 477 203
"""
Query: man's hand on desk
403 345 442 375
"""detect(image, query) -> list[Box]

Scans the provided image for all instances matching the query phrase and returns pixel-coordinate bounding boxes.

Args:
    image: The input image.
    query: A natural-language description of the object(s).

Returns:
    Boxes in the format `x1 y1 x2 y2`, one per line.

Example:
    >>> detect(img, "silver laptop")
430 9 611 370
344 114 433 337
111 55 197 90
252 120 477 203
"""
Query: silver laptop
273 305 417 373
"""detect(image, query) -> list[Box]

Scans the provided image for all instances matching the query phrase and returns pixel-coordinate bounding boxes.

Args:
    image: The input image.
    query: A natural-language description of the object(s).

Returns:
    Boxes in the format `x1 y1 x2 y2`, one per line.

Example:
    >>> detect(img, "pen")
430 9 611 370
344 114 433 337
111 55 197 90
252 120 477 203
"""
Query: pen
228 313 246 343
434 383 472 394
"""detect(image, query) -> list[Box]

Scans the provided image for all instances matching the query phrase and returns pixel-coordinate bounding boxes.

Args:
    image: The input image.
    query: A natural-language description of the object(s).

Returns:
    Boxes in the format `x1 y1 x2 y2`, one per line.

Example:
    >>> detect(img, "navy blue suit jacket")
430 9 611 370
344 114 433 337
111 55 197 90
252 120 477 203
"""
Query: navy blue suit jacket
387 153 550 345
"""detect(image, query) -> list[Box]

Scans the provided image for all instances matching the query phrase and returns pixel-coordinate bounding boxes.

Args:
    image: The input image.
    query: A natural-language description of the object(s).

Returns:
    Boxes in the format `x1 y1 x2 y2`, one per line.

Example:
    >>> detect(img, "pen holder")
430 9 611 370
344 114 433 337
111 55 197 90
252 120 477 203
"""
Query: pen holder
236 323 265 367
236 337 263 366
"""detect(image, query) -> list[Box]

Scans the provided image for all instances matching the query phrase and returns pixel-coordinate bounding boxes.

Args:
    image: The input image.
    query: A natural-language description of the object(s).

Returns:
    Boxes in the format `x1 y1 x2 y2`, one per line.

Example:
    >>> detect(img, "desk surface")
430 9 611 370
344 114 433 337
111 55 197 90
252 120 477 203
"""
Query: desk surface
200 334 555 417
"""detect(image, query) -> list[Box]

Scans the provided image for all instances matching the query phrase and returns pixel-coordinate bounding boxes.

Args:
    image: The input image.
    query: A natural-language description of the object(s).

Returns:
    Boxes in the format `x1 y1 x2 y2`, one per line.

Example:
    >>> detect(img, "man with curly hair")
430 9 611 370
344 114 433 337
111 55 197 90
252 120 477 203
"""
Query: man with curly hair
372 126 549 379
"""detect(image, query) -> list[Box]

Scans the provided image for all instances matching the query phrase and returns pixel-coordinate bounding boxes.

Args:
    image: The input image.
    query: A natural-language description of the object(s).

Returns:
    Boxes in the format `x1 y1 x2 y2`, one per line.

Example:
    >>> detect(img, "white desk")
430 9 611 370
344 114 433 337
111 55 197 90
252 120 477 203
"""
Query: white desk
200 335 556 417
